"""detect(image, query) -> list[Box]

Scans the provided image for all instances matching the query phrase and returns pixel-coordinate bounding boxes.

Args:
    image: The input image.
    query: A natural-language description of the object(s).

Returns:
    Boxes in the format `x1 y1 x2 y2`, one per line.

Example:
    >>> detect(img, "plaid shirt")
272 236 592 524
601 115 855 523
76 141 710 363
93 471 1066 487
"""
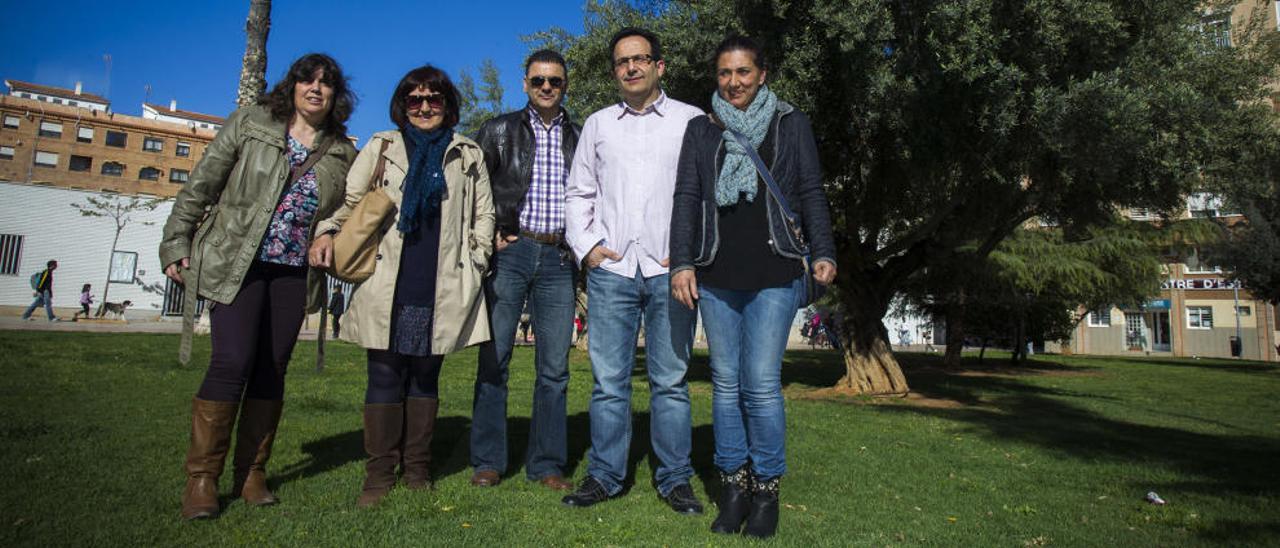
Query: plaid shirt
520 105 567 235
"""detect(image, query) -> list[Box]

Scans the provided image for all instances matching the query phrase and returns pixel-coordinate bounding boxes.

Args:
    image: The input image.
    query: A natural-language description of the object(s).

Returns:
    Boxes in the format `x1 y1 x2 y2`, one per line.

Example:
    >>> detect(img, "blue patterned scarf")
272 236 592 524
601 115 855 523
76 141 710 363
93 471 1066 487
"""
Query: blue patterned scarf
398 126 453 233
711 84 777 206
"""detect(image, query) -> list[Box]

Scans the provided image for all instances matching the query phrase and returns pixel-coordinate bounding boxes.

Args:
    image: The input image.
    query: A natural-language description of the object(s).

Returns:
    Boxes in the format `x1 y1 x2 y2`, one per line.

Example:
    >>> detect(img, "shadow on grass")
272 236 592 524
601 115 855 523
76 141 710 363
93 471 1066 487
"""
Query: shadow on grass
1106 356 1279 376
775 349 1280 543
271 416 476 489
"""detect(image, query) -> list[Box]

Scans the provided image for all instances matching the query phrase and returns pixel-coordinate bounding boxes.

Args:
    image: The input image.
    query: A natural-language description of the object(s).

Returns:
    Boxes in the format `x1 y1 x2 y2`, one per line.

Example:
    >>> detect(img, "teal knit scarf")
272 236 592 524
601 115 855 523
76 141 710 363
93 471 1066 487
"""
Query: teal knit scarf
711 84 777 206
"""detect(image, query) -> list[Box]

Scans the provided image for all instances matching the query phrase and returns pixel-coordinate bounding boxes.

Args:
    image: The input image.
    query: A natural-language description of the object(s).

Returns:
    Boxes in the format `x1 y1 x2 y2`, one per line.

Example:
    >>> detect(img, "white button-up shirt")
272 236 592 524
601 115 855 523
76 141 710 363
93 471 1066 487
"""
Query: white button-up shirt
565 92 704 279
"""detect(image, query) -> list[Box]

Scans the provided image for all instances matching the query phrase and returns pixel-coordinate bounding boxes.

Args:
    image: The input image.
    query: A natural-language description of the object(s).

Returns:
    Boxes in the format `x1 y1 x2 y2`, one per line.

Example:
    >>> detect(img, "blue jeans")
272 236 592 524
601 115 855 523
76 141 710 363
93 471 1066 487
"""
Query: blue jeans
698 277 801 480
23 290 54 320
471 237 576 480
585 267 695 496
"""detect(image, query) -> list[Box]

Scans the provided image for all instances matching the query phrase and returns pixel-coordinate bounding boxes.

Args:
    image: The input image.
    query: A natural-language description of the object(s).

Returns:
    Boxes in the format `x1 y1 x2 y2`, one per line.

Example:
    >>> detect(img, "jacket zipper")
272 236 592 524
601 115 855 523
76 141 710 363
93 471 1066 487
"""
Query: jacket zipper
696 138 726 267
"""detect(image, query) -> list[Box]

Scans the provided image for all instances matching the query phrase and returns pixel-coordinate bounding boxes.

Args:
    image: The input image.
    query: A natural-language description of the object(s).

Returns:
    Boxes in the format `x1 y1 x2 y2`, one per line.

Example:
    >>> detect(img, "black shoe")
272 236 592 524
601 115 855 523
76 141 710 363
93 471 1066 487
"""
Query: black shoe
710 467 752 533
663 483 704 515
561 476 611 508
742 476 779 538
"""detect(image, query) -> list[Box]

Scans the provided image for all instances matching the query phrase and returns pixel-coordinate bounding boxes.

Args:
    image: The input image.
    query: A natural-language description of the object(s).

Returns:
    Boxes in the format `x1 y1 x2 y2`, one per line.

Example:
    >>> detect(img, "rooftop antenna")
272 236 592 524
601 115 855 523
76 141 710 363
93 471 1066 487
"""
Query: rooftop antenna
144 83 152 105
103 53 112 108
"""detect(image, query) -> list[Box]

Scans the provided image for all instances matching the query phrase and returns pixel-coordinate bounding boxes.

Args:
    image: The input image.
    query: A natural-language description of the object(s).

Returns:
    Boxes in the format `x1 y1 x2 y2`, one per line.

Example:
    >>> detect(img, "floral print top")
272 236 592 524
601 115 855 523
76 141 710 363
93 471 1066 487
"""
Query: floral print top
257 135 320 266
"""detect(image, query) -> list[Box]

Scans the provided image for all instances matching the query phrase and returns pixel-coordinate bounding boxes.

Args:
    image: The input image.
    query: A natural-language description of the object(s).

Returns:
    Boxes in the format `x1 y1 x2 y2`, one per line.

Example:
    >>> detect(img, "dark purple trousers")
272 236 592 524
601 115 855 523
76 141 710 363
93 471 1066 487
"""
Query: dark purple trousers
197 261 307 402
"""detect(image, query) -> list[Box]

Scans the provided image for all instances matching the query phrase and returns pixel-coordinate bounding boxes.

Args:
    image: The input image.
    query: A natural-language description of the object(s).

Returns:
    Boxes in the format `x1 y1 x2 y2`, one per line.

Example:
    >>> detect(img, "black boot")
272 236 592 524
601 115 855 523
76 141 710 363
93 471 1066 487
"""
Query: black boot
710 466 752 534
742 476 779 539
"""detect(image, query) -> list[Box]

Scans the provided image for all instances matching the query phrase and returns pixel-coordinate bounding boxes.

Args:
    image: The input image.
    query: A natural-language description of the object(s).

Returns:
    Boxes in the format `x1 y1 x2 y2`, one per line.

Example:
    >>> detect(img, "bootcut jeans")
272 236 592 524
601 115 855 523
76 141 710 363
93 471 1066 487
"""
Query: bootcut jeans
471 237 575 480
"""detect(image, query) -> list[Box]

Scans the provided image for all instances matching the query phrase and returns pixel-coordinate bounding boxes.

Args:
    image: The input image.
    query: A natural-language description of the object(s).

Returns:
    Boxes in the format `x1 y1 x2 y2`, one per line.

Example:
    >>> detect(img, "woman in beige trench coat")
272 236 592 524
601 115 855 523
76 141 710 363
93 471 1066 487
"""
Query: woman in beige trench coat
310 65 494 507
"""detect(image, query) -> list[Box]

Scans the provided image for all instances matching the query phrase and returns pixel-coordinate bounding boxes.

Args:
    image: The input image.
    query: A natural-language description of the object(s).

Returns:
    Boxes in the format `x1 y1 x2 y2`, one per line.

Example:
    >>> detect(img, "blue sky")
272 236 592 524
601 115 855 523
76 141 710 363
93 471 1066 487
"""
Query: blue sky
0 0 588 141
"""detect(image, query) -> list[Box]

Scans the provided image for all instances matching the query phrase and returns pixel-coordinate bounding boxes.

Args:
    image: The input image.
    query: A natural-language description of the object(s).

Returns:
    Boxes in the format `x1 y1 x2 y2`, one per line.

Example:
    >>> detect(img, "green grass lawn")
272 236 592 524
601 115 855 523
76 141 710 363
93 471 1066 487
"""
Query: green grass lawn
1 331 1277 547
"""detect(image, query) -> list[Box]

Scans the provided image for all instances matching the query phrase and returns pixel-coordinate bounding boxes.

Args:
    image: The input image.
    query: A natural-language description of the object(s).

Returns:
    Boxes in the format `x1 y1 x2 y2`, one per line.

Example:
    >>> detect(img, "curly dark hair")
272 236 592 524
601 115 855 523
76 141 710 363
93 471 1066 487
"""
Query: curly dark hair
260 53 355 136
388 65 461 131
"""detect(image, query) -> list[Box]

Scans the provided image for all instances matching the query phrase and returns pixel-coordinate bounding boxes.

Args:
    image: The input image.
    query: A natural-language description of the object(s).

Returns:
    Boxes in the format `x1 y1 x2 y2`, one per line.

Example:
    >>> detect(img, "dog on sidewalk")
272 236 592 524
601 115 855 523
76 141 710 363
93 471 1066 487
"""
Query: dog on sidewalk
95 300 133 321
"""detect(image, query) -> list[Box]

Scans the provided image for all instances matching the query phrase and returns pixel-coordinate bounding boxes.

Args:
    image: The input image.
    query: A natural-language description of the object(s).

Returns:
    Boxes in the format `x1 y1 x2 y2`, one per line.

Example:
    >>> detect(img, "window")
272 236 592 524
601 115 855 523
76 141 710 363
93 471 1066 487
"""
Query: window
3 115 18 129
1204 15 1232 47
109 251 138 283
1128 207 1156 220
143 136 164 152
1087 308 1111 327
1190 209 1217 218
34 150 58 168
38 121 62 138
101 162 124 177
0 146 13 160
51 98 63 105
105 131 127 148
175 142 191 157
1236 306 1252 317
1184 248 1221 274
67 100 77 107
77 126 94 143
0 234 23 275
69 155 92 172
169 169 189 183
1188 306 1214 329
139 167 161 181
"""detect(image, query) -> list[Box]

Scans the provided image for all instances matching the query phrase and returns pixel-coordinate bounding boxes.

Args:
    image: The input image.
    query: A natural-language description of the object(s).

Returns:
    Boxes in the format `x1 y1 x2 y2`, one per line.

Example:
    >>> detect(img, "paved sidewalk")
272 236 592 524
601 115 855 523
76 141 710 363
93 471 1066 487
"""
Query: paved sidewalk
0 316 331 341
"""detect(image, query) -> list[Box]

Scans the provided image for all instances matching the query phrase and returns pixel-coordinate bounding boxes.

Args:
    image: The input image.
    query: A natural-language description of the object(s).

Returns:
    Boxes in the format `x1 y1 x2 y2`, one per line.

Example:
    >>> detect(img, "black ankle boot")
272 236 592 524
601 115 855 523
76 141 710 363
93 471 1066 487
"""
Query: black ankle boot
710 466 752 534
742 476 779 539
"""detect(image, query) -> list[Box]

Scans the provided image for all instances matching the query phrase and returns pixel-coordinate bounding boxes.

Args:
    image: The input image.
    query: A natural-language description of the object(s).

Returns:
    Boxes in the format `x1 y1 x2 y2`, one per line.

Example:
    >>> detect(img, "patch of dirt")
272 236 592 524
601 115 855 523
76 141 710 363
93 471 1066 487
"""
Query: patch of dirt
911 366 1104 379
787 386 970 409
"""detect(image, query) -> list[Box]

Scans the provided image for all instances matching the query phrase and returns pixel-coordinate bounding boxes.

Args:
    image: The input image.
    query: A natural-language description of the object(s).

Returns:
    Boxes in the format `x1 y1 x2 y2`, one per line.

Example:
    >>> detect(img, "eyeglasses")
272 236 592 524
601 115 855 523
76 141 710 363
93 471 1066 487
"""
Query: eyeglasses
528 76 565 89
405 93 445 111
613 54 655 69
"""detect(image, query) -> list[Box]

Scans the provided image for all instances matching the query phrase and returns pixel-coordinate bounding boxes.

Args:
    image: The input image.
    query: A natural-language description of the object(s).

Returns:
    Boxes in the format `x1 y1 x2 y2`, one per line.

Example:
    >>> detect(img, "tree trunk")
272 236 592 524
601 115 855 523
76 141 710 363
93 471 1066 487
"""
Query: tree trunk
99 227 122 316
978 338 988 363
942 291 966 367
836 290 909 395
237 0 271 107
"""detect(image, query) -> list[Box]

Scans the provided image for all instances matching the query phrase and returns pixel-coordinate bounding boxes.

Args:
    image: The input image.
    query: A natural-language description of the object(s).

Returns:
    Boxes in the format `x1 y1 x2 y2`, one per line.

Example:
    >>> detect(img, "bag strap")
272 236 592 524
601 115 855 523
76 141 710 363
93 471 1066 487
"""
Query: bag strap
725 128 799 222
287 134 336 185
366 140 391 192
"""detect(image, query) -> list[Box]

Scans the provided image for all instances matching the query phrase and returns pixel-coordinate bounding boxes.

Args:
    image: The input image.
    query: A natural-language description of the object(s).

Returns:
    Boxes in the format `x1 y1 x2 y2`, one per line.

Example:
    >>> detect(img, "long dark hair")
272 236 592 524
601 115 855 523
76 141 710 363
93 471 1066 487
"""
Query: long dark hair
260 53 356 135
388 65 461 131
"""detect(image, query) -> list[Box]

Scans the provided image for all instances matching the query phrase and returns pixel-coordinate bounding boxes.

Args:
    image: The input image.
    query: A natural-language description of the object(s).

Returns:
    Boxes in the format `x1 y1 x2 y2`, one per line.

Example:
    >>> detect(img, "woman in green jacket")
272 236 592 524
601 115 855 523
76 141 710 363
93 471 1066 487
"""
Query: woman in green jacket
159 53 358 520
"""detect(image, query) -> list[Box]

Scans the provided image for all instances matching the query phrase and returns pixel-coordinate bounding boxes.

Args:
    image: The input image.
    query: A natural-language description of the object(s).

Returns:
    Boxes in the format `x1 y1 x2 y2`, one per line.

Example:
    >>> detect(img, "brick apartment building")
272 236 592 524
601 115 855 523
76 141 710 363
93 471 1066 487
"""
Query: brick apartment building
0 80 221 198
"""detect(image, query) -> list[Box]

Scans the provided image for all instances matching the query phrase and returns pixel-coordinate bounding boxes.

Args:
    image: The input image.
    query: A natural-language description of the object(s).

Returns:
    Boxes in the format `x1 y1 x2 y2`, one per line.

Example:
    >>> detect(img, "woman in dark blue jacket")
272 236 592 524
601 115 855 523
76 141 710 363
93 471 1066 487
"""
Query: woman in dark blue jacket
669 35 837 539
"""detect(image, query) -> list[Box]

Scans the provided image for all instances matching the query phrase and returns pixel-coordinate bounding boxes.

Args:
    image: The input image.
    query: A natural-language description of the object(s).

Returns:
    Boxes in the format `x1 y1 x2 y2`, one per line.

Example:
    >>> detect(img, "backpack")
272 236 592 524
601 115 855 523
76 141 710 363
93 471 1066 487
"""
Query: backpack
29 271 42 290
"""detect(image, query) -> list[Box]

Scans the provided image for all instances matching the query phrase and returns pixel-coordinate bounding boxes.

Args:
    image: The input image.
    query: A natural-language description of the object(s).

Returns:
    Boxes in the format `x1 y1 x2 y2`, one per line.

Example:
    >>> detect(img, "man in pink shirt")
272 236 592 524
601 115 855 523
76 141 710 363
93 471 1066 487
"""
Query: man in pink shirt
562 27 705 515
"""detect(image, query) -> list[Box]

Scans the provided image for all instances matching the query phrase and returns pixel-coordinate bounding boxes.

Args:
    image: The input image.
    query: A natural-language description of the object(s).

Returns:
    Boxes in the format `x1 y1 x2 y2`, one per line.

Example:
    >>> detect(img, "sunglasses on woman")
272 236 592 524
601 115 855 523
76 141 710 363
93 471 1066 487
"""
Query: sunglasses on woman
405 93 445 110
527 76 565 89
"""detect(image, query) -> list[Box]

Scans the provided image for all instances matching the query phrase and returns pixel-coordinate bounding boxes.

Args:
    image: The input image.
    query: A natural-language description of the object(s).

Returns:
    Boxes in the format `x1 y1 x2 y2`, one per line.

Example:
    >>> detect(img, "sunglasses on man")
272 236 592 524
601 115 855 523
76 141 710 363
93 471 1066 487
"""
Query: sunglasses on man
405 93 446 110
528 76 565 89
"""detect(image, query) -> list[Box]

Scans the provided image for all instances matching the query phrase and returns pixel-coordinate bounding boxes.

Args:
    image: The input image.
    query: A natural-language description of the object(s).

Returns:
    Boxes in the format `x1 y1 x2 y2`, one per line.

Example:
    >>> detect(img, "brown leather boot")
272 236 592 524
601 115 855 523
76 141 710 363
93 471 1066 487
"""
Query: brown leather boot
181 398 238 520
232 399 284 506
357 403 403 508
402 397 438 490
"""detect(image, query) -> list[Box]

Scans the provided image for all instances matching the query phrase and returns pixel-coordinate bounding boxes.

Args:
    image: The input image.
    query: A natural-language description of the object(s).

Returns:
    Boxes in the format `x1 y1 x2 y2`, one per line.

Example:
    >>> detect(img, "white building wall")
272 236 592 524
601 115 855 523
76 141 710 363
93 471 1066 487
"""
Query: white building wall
0 181 174 318
141 105 222 131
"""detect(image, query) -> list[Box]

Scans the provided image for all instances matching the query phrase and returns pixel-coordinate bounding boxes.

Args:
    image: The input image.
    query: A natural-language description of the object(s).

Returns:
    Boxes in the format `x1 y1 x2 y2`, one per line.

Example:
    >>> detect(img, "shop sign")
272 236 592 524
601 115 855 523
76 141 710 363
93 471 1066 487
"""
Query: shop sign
1161 278 1239 290
1146 299 1171 309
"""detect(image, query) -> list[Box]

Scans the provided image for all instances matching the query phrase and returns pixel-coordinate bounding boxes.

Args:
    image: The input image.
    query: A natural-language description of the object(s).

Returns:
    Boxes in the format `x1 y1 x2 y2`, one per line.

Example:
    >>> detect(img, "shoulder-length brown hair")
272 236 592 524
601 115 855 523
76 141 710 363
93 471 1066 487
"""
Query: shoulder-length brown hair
389 65 461 131
260 53 356 136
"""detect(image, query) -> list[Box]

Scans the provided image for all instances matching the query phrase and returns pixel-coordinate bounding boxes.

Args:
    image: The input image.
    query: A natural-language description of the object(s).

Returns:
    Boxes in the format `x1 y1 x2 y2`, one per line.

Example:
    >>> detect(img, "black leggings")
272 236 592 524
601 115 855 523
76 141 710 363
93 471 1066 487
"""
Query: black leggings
365 349 443 404
197 262 307 402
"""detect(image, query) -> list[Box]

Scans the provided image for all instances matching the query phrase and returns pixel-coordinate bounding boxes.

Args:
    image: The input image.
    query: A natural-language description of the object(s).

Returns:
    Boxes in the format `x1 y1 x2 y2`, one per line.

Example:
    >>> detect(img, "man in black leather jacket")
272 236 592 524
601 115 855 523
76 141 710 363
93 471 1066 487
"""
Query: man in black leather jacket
469 49 582 492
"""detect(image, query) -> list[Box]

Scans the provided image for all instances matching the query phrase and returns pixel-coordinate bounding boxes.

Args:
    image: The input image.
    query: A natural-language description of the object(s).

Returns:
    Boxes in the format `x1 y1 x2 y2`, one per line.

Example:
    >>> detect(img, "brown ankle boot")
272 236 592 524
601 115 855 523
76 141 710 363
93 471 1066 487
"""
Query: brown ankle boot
232 399 284 506
357 403 403 508
181 398 239 520
402 397 439 490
